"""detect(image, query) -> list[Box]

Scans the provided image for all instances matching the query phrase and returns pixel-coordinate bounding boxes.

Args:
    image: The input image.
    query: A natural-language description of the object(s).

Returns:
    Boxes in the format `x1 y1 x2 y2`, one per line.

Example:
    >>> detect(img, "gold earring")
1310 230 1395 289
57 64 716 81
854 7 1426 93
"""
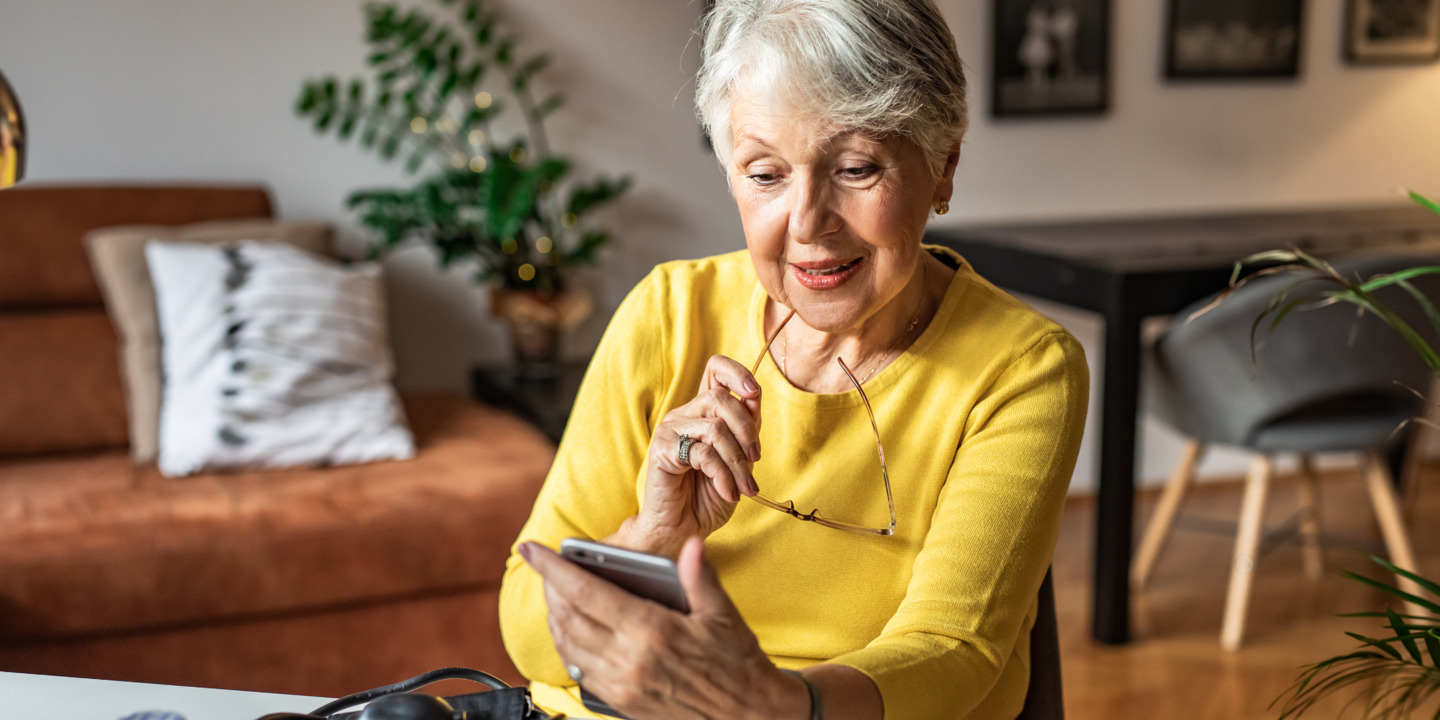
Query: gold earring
934 200 949 215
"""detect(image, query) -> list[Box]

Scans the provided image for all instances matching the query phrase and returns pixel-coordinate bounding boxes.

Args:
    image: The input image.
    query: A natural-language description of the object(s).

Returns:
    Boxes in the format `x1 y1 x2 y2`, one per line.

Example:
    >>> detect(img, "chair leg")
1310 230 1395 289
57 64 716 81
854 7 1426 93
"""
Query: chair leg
1296 455 1324 580
1402 447 1424 530
1133 439 1205 590
1400 421 1428 529
1222 454 1272 651
1401 378 1438 528
1362 450 1428 617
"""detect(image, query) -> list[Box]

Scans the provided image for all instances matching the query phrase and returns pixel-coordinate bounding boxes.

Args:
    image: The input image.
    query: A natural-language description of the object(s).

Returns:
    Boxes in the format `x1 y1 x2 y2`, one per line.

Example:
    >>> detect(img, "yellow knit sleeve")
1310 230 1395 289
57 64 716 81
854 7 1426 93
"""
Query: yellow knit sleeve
497 267 670 686
831 330 1089 720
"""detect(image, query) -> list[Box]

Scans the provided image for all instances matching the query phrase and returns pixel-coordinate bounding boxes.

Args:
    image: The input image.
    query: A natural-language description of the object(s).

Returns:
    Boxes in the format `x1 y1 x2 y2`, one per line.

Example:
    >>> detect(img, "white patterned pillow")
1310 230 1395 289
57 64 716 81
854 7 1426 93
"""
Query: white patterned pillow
146 240 415 477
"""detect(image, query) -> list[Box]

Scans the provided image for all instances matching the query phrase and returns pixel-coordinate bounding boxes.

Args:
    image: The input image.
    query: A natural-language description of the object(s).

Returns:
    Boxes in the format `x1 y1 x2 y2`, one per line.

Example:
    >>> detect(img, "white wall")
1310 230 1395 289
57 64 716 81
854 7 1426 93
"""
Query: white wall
4 0 1439 492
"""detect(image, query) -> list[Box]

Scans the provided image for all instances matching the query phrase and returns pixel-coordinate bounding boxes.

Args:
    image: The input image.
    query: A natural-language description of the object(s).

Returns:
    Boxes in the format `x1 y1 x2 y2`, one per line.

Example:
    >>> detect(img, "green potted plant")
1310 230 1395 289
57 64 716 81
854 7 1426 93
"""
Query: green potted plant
296 0 630 371
1221 191 1440 718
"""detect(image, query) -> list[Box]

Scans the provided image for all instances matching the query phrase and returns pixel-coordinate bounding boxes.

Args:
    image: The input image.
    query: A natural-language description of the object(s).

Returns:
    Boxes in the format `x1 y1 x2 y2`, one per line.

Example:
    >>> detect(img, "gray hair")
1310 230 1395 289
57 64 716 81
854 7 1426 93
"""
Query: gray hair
696 0 969 180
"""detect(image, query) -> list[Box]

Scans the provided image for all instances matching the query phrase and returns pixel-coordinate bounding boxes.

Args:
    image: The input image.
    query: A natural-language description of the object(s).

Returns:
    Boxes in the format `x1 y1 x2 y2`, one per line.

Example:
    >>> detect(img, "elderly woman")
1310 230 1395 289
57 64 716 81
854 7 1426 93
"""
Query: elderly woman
499 1 1088 718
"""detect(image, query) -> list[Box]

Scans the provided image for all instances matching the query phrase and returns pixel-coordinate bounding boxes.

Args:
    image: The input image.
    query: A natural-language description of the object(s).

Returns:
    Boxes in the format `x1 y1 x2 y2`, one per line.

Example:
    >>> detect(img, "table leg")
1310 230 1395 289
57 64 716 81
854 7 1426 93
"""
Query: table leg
1092 302 1142 645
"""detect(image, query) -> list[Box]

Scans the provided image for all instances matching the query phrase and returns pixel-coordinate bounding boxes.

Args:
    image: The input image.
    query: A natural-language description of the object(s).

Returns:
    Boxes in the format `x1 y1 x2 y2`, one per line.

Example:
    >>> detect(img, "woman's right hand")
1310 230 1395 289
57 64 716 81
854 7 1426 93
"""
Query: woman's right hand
618 354 763 556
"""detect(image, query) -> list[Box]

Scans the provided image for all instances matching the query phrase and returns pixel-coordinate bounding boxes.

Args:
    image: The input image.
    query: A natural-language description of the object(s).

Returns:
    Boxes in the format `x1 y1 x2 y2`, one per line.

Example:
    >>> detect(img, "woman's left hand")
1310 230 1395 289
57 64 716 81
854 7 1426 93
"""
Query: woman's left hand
520 537 810 720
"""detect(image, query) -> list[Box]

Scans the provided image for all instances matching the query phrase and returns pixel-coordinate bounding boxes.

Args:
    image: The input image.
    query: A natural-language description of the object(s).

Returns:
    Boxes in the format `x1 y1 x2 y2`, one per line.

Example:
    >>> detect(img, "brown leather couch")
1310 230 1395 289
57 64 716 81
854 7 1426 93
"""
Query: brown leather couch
0 185 553 689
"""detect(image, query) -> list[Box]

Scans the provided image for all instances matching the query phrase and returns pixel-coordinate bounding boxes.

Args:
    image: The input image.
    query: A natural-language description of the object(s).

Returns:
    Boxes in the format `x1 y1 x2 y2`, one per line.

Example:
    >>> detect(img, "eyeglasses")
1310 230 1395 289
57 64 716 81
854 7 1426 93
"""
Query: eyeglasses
744 310 897 536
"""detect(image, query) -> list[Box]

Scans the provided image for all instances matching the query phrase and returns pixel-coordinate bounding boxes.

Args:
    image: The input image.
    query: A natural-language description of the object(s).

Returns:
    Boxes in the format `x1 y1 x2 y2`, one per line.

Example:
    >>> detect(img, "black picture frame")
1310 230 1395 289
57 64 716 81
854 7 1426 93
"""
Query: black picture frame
991 0 1111 118
1165 0 1305 79
1345 0 1440 64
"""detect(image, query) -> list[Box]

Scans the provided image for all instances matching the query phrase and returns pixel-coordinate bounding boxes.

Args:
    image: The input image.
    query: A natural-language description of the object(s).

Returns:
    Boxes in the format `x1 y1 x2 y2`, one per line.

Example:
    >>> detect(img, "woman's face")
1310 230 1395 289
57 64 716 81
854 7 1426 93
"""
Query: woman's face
729 94 954 334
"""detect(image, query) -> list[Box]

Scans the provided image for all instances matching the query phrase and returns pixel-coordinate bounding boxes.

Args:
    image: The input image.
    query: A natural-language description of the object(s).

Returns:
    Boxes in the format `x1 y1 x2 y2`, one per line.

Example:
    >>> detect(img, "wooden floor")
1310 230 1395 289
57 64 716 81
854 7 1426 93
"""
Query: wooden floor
1057 462 1440 720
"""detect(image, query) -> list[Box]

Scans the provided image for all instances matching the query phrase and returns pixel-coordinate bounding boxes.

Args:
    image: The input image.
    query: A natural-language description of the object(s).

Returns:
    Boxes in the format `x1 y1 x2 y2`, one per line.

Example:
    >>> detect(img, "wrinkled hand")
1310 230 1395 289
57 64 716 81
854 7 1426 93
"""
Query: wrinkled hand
521 538 807 720
632 354 762 555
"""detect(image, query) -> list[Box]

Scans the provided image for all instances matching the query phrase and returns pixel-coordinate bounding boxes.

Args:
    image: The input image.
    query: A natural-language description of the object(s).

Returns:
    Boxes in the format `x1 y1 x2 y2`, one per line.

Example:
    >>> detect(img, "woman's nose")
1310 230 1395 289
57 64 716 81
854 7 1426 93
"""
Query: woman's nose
787 176 840 243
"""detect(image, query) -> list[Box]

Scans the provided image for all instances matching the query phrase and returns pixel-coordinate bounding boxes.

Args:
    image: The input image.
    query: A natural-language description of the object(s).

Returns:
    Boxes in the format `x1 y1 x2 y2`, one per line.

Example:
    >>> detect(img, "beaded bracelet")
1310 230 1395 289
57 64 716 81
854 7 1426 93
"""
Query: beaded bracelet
781 669 823 720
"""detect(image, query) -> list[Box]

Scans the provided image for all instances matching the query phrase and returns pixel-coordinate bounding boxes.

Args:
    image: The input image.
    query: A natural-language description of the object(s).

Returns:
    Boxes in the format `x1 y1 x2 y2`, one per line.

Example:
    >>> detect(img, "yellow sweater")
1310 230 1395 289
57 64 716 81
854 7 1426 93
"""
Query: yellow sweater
498 247 1088 720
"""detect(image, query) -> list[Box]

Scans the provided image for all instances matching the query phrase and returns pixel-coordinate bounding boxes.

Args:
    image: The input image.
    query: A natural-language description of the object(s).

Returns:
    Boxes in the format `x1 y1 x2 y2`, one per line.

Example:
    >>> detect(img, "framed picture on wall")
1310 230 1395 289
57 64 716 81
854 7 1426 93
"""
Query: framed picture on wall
991 0 1111 117
1165 0 1304 79
1345 0 1440 64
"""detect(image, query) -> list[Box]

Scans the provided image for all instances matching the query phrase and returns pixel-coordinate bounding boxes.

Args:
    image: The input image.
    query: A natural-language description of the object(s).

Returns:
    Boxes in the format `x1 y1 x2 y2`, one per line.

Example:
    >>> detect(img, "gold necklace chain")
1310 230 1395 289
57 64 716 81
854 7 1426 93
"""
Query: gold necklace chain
780 260 927 387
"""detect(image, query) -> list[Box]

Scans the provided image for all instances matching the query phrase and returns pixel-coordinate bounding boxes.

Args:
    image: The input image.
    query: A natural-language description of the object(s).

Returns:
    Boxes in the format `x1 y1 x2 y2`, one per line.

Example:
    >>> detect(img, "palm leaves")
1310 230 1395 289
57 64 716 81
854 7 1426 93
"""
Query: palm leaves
295 0 629 292
1198 191 1440 375
1272 557 1440 719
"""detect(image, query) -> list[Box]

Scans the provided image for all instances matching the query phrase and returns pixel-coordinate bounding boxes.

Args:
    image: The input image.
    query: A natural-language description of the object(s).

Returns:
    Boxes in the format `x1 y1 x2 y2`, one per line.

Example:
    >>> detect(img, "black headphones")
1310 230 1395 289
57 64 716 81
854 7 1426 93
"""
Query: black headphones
256 667 554 720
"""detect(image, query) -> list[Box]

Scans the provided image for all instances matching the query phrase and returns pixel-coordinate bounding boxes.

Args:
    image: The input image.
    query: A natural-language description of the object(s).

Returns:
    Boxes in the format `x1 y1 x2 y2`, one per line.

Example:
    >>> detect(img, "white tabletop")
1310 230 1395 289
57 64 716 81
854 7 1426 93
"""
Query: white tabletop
0 671 332 720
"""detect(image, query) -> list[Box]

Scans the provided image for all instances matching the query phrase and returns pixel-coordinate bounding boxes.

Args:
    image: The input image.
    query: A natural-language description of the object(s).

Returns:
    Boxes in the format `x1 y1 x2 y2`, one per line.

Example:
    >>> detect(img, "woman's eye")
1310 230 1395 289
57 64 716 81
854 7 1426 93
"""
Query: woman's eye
746 173 779 186
841 165 879 180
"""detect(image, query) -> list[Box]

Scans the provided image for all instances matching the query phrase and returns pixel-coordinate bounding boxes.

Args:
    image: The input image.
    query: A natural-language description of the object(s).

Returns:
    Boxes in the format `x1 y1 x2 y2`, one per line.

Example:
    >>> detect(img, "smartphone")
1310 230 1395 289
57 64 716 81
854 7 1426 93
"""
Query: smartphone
559 537 690 613
559 538 690 719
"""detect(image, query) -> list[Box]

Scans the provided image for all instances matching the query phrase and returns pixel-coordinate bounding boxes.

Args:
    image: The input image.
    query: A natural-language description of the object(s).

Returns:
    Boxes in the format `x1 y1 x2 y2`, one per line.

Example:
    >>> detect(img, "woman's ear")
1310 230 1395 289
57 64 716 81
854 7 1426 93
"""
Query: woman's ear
933 141 961 207
941 142 961 180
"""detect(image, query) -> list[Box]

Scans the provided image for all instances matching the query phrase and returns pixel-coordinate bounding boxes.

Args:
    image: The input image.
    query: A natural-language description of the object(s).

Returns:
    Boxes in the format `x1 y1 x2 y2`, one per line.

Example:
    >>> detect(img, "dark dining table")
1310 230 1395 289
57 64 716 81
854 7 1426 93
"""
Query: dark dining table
924 204 1440 645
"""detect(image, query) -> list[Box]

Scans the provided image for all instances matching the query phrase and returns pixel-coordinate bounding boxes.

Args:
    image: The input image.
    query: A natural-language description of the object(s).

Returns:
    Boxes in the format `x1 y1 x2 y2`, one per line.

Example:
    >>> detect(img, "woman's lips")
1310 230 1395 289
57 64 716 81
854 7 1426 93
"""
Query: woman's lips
791 257 864 290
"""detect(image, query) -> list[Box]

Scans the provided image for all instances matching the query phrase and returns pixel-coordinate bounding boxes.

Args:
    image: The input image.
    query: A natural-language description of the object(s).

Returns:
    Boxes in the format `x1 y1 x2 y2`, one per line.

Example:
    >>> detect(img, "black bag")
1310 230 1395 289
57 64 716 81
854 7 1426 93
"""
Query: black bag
257 667 554 720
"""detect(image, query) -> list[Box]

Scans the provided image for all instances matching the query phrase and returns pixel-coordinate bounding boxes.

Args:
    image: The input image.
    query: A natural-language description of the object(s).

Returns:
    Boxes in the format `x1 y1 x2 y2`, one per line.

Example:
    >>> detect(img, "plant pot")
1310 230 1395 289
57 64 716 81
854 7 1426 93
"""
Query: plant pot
492 287 592 378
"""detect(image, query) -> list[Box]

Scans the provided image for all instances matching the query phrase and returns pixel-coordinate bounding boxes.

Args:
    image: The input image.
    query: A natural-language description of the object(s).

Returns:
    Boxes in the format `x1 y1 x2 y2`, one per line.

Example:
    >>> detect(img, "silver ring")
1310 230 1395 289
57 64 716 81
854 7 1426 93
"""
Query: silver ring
677 434 696 466
566 663 584 683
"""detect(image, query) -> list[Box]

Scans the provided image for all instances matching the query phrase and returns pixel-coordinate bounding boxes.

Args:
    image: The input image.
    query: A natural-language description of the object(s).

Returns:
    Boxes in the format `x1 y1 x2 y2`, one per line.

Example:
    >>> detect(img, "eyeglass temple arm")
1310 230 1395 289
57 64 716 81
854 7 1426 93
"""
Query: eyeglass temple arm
750 308 898 535
750 308 796 375
837 357 898 534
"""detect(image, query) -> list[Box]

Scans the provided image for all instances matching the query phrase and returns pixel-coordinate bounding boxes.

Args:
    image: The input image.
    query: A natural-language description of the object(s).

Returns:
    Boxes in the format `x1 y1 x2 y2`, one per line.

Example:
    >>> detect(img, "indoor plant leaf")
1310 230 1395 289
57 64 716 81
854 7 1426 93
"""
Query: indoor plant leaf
1385 607 1425 665
536 93 563 118
1370 554 1440 602
1342 570 1440 615
1411 190 1440 217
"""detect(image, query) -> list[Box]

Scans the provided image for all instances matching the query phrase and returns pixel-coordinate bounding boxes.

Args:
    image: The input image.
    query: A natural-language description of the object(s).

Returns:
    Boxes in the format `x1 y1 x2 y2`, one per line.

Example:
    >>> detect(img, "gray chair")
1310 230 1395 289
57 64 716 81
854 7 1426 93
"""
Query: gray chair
1133 254 1439 650
1017 568 1063 720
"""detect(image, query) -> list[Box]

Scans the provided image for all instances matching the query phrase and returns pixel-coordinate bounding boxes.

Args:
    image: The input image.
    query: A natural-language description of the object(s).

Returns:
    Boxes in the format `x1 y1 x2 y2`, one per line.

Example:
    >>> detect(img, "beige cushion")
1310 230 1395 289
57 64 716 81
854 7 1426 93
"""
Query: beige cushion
84 221 335 464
